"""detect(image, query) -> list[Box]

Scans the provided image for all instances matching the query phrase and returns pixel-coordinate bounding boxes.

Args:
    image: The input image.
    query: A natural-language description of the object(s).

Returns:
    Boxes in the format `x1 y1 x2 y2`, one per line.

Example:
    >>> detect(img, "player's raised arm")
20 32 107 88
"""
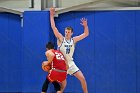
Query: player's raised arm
50 7 63 41
73 18 89 43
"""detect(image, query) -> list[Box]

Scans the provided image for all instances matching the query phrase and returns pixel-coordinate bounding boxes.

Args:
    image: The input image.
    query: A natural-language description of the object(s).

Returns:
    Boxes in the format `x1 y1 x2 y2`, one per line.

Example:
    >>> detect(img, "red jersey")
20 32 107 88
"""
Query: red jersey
51 50 66 71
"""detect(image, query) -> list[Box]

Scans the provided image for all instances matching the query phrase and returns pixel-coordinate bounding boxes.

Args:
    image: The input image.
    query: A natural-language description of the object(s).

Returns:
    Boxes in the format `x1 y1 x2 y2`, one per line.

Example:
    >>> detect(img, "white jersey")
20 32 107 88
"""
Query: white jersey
58 38 75 67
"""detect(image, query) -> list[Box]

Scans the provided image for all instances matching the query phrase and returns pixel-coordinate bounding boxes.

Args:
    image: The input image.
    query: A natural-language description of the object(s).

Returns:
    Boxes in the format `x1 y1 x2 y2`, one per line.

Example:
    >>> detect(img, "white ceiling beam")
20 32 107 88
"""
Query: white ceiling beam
78 0 140 11
54 0 140 16
51 0 140 16
0 7 23 16
110 1 140 7
54 0 110 16
79 7 140 11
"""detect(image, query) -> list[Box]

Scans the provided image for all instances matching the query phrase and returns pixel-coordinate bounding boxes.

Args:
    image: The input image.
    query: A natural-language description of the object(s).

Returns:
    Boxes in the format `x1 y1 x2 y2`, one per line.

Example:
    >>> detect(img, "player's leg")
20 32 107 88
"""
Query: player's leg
73 71 88 93
52 81 61 93
60 79 67 92
41 78 50 93
67 64 88 93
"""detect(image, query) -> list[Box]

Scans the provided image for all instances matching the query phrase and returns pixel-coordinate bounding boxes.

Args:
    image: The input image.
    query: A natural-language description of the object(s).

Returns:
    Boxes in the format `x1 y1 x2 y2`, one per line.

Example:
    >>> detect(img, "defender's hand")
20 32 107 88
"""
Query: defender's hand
80 18 88 27
50 7 55 16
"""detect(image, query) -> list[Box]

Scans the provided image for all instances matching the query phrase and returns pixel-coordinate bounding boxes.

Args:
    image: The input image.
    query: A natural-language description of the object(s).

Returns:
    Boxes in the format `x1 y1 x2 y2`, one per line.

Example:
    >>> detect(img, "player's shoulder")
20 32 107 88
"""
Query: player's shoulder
54 49 61 53
51 49 58 53
54 50 63 54
46 50 54 55
45 50 50 55
71 37 76 43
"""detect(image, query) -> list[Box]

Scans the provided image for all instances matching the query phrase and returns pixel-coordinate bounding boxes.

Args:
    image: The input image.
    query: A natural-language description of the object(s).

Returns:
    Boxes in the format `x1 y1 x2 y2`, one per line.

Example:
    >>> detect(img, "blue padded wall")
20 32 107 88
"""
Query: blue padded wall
54 11 140 93
115 11 136 93
0 10 140 93
94 11 116 93
22 11 52 92
136 11 140 93
0 13 22 92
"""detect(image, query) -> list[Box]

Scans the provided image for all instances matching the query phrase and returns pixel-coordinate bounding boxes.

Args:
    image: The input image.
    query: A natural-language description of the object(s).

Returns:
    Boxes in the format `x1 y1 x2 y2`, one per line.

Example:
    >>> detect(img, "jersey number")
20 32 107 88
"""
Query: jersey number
66 47 70 54
55 52 65 60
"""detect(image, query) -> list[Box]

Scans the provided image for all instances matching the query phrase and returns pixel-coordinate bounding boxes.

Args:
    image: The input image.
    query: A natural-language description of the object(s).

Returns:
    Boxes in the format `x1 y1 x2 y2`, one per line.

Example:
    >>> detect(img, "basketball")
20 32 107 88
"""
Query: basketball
42 61 51 72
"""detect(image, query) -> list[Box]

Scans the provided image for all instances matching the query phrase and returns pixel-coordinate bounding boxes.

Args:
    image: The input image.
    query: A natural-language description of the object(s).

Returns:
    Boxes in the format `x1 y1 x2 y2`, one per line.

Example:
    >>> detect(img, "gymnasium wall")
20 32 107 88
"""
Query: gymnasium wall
0 11 140 93
136 11 140 93
22 11 54 92
55 11 140 93
0 13 22 92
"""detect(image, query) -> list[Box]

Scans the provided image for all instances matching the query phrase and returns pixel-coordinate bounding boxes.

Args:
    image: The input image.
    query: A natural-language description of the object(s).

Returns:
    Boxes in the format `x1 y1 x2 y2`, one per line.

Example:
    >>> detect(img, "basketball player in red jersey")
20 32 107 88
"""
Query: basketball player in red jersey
41 42 68 93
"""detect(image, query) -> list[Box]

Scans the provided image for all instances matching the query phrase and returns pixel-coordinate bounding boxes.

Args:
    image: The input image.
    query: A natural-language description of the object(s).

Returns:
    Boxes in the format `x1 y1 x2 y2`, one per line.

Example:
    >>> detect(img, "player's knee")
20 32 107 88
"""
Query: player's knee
61 79 67 86
79 76 86 82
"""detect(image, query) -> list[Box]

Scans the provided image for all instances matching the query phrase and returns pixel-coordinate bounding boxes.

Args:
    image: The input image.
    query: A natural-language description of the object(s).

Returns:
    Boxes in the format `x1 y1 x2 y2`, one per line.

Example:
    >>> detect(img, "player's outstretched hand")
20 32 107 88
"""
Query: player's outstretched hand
50 7 55 16
80 18 88 27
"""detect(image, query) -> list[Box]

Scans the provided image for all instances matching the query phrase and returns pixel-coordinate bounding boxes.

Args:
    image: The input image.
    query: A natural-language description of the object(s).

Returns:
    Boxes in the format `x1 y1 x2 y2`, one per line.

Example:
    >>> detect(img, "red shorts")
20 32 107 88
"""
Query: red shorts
47 70 67 83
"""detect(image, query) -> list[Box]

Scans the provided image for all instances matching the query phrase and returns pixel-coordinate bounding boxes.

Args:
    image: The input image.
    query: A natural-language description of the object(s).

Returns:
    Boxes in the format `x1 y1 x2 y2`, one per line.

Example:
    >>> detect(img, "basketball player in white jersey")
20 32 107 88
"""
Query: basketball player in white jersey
50 7 89 93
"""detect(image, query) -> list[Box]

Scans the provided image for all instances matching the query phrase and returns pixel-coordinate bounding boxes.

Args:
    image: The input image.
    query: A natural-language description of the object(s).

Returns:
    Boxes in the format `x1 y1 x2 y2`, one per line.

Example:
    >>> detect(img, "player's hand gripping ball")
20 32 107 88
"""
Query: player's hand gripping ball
42 61 51 72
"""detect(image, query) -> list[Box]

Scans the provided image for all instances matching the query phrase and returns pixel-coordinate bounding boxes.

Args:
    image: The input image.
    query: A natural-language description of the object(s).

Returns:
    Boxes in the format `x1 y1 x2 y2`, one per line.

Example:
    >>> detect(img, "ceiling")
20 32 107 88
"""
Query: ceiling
0 0 140 16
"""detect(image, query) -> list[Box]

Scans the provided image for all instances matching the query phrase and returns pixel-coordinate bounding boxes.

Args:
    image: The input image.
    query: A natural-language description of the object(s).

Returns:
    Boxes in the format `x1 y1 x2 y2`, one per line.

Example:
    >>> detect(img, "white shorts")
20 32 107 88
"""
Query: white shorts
67 64 80 75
